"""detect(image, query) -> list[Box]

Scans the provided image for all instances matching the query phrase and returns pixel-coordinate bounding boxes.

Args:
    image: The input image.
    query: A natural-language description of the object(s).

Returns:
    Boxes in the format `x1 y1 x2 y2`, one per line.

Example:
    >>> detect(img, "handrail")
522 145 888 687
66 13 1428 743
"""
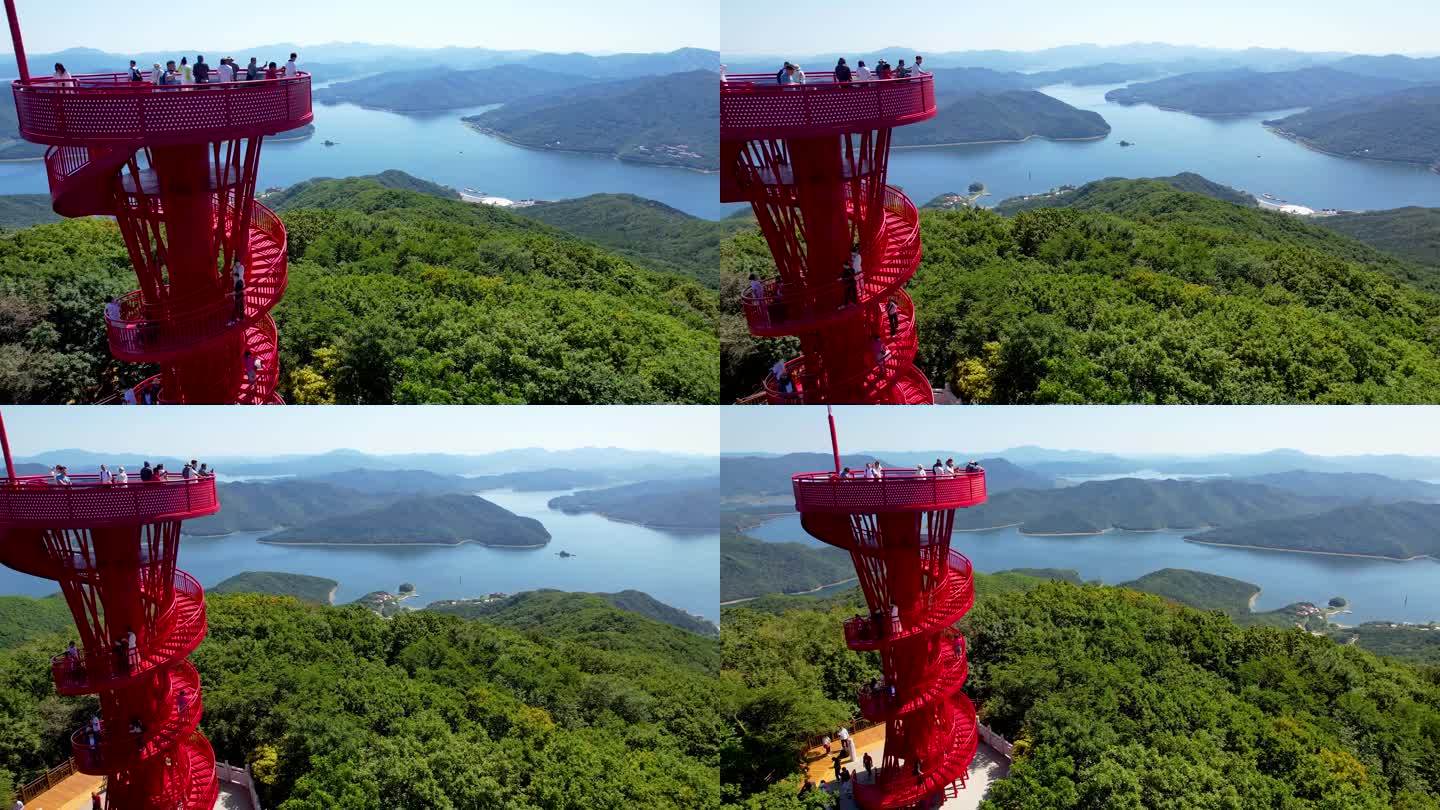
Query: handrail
0 474 218 527
13 72 312 146
792 468 986 513
69 659 202 774
721 71 935 138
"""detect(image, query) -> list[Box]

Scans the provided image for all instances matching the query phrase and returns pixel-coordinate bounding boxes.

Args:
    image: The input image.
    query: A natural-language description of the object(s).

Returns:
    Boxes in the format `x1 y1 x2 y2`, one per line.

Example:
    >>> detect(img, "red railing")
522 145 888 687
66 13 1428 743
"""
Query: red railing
857 638 969 721
105 731 217 808
721 72 936 139
105 202 288 362
841 551 975 650
13 72 313 146
50 570 207 695
741 186 921 337
70 659 202 774
0 475 218 527
793 468 986 513
854 693 979 809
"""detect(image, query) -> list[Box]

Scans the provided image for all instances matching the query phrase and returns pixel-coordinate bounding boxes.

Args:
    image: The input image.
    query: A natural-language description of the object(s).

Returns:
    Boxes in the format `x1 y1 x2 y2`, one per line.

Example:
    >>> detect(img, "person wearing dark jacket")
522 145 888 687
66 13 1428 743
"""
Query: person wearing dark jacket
193 55 209 84
834 58 852 85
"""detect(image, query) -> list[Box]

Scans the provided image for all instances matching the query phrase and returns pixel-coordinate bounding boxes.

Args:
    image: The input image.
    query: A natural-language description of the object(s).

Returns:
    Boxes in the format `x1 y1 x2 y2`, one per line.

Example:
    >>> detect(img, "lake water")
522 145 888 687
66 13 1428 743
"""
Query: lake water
0 100 724 220
888 82 1440 213
747 514 1440 626
0 488 721 624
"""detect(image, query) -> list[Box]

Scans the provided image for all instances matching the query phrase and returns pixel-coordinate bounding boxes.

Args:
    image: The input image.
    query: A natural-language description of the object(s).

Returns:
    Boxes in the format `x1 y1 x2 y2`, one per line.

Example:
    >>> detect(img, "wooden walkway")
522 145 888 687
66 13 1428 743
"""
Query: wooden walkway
803 725 1009 810
21 771 105 809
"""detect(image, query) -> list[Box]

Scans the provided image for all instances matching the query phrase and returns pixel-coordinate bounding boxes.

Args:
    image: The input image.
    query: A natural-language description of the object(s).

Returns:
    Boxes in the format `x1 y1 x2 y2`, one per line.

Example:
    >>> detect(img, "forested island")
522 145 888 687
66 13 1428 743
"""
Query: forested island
548 476 720 529
429 589 718 637
893 90 1111 147
212 571 339 604
1 173 719 404
263 493 552 547
463 70 717 171
722 572 1440 809
1263 85 1440 169
1187 501 1440 560
721 533 854 603
721 174 1440 404
0 590 719 808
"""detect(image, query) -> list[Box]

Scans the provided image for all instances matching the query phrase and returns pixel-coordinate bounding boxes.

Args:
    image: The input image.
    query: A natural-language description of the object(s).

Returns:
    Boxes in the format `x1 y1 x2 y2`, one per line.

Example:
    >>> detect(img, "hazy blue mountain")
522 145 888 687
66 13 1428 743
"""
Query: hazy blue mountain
1329 54 1440 82
1237 471 1440 502
315 65 595 111
298 468 479 495
1105 67 1413 115
466 468 611 491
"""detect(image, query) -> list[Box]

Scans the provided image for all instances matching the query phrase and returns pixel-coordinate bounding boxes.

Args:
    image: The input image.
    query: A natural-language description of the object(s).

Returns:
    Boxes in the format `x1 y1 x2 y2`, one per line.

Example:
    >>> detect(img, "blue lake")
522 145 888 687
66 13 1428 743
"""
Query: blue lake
887 82 1440 213
0 488 721 624
747 513 1440 626
0 99 724 219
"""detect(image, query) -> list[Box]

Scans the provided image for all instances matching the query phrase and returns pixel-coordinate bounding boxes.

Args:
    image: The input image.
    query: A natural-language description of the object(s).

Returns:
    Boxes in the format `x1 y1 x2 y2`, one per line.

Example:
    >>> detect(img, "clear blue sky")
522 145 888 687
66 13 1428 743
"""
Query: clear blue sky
722 407 1440 457
722 0 1434 56
0 406 718 457
0 0 714 54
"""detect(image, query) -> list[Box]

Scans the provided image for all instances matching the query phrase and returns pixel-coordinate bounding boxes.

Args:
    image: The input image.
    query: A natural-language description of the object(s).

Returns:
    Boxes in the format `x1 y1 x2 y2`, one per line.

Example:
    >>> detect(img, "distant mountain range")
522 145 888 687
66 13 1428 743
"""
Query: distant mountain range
1105 67 1414 115
264 492 551 547
1236 471 1440 502
315 65 596 111
952 478 1336 534
548 476 720 529
184 480 391 535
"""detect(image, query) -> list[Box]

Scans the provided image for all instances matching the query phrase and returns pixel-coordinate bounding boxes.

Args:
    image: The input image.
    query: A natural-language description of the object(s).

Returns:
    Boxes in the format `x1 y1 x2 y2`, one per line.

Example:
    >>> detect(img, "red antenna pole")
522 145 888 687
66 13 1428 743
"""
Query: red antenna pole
0 409 14 481
3 0 29 83
827 405 841 475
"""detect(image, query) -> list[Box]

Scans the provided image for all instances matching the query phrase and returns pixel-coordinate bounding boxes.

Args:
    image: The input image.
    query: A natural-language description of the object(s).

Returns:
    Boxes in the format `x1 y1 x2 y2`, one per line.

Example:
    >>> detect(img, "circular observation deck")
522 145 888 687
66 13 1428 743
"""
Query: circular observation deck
792 468 986 514
857 638 969 722
105 202 288 363
721 72 936 140
853 693 979 810
70 659 203 774
741 186 920 338
11 72 313 147
0 475 218 529
839 551 975 651
50 570 207 696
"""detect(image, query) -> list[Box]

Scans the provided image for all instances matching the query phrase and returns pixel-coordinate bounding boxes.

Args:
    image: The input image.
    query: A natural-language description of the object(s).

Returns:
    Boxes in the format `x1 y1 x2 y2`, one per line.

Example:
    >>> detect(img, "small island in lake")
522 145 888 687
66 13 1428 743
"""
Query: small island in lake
211 571 339 605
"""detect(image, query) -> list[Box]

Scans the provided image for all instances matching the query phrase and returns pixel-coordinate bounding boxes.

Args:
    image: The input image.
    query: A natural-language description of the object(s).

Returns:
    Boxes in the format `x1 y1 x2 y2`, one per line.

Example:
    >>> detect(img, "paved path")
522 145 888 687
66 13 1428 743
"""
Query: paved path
803 725 1009 809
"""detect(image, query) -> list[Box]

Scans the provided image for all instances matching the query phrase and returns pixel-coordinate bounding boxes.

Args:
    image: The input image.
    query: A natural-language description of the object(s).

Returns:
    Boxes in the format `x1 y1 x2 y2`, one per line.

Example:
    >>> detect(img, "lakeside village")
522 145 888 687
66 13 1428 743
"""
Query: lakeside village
259 185 548 209
991 183 1346 217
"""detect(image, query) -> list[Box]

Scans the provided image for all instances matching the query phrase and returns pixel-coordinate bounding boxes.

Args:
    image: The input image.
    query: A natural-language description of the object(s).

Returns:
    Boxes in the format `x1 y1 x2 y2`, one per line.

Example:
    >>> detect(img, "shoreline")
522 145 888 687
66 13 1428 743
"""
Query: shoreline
1184 537 1435 563
461 121 717 174
257 538 549 549
721 575 858 606
1263 125 1440 173
558 508 717 532
893 132 1108 149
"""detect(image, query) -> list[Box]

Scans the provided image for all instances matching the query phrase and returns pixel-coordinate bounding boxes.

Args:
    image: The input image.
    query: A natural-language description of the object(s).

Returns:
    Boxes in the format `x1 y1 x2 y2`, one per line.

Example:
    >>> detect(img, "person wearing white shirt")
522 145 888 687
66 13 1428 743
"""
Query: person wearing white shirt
747 274 764 303
914 55 929 75
855 61 873 82
915 465 926 478
98 465 112 485
218 59 234 83
850 244 863 291
719 64 727 83
232 258 245 286
151 63 164 86
285 53 298 78
52 63 74 86
793 65 806 84
116 466 128 484
105 296 120 323
122 387 136 405
864 463 877 480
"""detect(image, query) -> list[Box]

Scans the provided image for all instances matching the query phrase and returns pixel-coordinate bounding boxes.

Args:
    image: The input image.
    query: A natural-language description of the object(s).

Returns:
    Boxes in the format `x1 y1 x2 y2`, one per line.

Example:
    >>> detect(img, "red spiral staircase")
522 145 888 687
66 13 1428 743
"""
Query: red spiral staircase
0 412 221 808
721 70 937 404
5 0 311 403
794 411 985 809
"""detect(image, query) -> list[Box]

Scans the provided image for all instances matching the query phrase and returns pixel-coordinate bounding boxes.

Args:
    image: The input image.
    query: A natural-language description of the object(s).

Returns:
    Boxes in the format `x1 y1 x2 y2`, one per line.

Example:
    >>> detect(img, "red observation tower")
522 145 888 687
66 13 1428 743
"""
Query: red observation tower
721 68 937 404
794 411 984 808
0 413 221 808
4 1 312 404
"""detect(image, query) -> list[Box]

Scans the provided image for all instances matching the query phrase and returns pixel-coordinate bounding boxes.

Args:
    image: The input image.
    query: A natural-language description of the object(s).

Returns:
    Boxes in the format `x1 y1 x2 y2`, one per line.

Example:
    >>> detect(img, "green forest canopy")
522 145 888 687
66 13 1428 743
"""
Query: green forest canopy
0 175 718 404
721 177 1440 404
0 590 720 809
721 574 1440 809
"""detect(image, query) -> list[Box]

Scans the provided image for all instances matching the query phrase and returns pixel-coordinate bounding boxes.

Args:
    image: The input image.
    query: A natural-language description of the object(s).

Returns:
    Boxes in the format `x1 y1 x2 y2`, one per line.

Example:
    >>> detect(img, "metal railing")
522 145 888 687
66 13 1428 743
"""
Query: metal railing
0 474 218 527
721 72 935 138
792 467 987 512
13 71 313 145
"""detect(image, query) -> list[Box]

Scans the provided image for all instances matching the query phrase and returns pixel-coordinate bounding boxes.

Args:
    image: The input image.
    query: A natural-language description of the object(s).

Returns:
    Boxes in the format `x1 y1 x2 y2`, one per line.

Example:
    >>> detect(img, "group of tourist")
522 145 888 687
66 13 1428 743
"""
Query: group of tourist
122 380 164 405
48 51 298 88
41 459 215 485
751 54 928 85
